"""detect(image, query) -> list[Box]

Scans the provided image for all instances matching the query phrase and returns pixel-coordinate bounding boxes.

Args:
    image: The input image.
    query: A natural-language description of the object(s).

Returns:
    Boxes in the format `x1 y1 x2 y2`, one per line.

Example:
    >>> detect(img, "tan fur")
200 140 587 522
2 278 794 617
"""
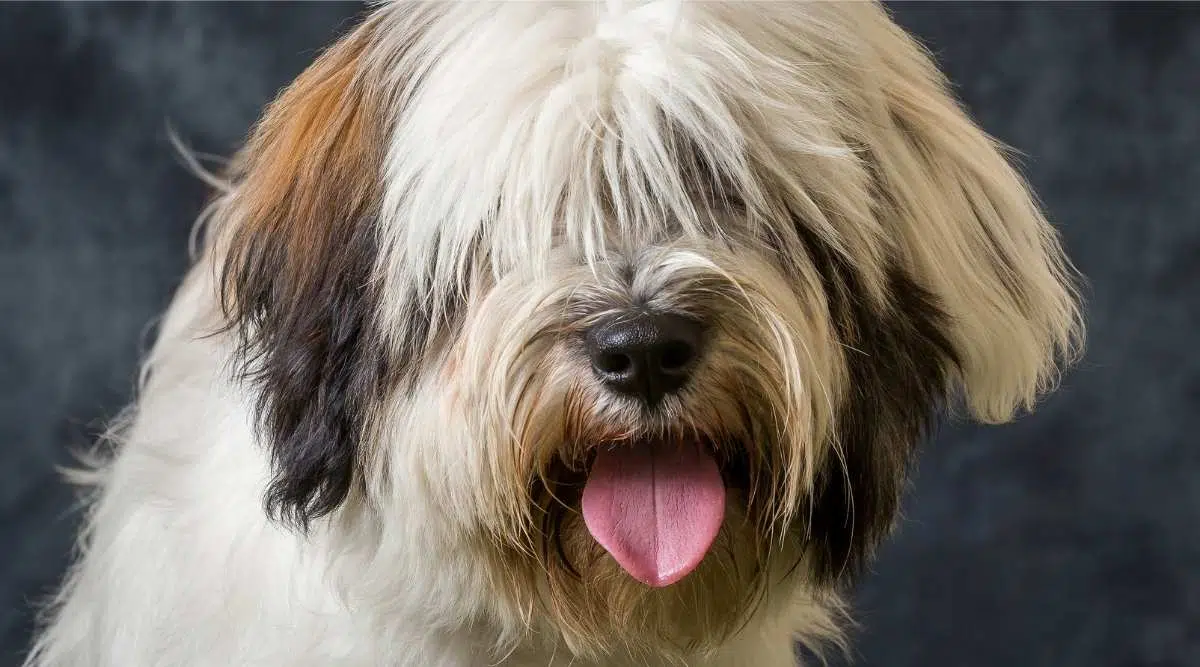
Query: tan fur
439 244 847 660
855 12 1085 422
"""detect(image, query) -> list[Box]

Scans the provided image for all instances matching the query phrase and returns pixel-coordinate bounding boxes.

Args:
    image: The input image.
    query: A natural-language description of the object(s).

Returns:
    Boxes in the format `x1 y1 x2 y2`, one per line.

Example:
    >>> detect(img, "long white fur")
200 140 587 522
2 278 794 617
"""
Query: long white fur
26 2 1082 666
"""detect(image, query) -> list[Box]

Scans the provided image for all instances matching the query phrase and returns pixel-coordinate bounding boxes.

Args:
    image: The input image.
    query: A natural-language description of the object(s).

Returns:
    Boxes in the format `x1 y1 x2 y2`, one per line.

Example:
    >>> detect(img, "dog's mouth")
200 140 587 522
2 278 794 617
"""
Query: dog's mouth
578 439 727 588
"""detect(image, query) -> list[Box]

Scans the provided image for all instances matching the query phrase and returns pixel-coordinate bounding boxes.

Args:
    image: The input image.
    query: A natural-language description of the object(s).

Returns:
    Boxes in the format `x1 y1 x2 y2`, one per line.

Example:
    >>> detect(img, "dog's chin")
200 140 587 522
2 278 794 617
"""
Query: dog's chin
516 433 796 657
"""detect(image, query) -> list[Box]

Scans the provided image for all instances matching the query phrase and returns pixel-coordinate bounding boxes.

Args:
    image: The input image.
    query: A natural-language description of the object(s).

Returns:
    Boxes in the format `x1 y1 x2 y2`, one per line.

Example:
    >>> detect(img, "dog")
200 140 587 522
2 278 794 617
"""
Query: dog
26 2 1083 665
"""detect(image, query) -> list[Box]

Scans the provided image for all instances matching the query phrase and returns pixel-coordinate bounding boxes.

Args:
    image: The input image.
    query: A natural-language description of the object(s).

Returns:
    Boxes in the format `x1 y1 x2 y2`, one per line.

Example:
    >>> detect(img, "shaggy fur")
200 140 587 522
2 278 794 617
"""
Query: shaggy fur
26 2 1082 666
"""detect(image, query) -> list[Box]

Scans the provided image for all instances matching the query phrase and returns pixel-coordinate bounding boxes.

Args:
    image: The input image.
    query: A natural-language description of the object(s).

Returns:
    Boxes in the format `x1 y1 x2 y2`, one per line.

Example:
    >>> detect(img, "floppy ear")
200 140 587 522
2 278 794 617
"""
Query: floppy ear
863 10 1084 423
801 6 1084 582
215 17 395 528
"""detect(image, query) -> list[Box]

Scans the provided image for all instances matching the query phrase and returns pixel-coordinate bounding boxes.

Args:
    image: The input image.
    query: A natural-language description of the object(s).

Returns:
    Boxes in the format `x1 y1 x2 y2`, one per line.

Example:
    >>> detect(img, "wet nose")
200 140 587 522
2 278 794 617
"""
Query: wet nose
585 311 706 406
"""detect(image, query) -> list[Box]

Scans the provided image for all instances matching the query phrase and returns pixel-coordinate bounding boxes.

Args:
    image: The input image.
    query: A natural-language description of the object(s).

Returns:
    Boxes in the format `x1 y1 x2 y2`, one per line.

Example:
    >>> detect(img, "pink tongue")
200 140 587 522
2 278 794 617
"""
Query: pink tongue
581 442 725 588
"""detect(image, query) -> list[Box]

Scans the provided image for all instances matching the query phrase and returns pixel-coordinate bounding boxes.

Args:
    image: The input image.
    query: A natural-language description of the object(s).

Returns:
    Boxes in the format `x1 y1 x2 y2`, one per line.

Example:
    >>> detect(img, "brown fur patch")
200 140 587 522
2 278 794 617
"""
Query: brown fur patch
223 18 383 305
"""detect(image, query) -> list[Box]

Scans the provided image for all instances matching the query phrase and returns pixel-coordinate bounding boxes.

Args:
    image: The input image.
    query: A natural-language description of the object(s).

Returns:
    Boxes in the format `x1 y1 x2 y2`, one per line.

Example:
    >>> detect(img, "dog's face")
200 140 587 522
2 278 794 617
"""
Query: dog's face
211 1 1082 659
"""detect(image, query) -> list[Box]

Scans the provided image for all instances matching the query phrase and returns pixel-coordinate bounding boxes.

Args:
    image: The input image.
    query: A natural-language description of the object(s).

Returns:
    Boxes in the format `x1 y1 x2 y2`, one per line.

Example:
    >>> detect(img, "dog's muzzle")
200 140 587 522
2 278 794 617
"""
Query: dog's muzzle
577 308 726 588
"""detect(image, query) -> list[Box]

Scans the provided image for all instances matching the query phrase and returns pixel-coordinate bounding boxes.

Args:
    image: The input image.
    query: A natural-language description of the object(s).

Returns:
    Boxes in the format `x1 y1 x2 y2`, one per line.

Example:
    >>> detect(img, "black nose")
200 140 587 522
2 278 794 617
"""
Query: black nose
585 311 706 406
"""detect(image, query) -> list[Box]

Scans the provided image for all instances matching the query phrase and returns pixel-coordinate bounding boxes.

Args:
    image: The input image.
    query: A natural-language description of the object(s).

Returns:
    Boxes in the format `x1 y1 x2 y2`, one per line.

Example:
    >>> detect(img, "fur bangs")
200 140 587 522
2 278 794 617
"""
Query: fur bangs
372 2 895 329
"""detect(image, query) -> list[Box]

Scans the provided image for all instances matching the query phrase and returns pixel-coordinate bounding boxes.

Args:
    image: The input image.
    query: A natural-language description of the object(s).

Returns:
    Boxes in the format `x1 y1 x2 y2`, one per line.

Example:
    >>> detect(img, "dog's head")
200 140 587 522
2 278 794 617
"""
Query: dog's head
211 1 1082 659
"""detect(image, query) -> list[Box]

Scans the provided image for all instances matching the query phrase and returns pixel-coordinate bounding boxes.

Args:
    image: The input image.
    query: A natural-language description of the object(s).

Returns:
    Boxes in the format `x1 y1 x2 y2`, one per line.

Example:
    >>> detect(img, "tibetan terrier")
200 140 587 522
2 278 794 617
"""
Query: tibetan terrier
27 2 1083 666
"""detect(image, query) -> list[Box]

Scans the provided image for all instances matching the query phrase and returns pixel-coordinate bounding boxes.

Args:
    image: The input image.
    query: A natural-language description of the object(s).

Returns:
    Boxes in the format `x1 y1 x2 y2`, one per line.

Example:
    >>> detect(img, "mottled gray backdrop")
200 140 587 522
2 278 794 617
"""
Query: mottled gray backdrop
2 2 1197 666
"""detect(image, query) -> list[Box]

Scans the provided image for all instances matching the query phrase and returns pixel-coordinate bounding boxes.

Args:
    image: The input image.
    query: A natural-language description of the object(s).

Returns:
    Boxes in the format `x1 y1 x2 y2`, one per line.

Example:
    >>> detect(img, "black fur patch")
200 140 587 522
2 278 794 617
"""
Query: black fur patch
793 221 960 584
222 222 466 530
222 215 393 529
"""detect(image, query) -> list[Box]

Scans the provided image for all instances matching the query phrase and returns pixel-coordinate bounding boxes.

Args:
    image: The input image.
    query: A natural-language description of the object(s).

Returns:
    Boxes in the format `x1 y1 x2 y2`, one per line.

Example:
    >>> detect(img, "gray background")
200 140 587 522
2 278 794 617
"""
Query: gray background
2 2 1197 665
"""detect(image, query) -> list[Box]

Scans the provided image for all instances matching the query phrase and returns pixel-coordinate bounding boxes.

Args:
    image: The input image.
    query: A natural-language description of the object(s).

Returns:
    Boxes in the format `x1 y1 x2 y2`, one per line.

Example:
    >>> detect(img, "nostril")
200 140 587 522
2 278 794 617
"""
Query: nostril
595 352 633 375
585 310 707 404
657 340 694 372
